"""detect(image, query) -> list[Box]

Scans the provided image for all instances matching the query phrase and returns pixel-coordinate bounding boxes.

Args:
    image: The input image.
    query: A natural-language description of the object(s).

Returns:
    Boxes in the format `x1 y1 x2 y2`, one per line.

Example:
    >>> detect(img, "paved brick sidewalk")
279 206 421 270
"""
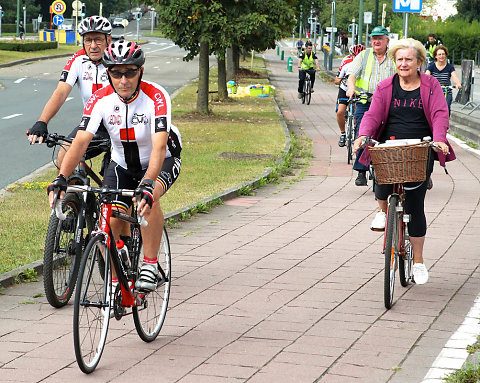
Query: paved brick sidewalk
1 50 480 383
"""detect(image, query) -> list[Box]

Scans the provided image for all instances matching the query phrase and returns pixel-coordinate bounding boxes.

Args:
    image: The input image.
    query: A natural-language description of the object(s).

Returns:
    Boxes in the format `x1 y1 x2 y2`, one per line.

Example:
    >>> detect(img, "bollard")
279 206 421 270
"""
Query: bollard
287 56 293 72
276 45 279 55
281 50 284 60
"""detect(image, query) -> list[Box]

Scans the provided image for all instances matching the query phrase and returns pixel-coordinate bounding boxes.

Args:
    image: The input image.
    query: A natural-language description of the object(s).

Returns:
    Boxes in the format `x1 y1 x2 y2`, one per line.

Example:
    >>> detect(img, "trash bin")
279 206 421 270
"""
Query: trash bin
227 81 237 94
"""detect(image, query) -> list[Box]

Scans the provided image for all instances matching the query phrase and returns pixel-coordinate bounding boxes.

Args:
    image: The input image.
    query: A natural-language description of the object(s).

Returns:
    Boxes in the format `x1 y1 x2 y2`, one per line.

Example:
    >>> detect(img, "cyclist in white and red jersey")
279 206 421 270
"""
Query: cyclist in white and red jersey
48 40 182 292
28 16 112 167
335 44 365 147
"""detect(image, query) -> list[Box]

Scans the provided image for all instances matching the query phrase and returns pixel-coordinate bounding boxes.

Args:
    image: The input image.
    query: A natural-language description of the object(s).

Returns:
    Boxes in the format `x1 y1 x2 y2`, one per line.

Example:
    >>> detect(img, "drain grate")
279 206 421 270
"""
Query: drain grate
218 152 275 160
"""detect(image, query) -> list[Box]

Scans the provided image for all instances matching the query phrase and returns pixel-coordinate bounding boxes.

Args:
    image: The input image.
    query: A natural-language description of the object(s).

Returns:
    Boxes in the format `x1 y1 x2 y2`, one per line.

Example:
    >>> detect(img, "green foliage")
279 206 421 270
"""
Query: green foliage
455 0 480 22
443 362 480 382
0 41 57 52
1 24 34 33
14 268 38 284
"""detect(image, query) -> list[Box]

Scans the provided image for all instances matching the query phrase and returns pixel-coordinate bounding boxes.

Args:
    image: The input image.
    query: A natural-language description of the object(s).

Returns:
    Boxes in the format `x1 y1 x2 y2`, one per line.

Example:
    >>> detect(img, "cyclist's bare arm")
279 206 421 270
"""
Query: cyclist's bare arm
49 130 93 207
451 70 462 89
315 59 320 71
297 57 302 71
346 74 356 98
138 131 168 217
29 82 73 144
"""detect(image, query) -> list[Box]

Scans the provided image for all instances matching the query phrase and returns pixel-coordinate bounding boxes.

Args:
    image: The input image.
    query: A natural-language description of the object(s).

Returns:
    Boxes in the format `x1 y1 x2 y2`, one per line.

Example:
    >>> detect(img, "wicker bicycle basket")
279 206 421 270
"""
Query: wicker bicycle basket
369 143 430 184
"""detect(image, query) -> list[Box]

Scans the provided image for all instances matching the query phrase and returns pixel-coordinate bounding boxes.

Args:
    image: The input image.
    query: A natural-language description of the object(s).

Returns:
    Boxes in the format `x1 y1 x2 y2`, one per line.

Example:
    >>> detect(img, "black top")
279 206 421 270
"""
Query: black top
380 74 431 142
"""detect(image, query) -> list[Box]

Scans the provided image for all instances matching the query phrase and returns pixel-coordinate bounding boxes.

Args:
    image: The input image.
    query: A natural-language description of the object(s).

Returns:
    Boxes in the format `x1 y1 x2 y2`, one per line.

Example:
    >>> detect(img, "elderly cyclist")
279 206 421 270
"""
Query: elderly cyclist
48 40 182 292
28 16 112 167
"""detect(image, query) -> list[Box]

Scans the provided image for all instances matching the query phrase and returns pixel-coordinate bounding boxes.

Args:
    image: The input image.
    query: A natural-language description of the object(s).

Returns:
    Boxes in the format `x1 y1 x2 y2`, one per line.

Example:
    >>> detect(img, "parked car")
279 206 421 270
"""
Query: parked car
112 17 123 28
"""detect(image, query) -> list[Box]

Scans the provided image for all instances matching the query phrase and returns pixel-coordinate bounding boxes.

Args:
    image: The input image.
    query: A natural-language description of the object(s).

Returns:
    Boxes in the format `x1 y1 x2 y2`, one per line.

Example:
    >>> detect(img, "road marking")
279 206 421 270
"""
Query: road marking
14 78 26 84
66 97 74 102
165 61 171 64
148 45 175 53
421 294 480 382
2 114 23 119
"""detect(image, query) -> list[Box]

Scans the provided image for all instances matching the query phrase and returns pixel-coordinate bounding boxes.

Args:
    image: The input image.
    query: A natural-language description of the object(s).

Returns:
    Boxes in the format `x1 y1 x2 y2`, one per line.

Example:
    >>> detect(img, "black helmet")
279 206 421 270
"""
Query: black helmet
102 40 145 68
78 16 112 36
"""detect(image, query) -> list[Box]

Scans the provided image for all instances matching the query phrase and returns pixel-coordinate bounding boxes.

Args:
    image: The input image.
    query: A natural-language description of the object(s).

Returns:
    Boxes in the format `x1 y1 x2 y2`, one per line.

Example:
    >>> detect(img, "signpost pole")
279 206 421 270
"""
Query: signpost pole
329 0 336 71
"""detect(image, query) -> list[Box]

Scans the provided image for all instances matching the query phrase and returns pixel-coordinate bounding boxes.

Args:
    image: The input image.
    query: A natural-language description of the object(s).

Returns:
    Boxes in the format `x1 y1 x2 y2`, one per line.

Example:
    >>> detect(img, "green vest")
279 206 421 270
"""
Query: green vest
355 48 375 95
428 44 436 59
301 52 315 70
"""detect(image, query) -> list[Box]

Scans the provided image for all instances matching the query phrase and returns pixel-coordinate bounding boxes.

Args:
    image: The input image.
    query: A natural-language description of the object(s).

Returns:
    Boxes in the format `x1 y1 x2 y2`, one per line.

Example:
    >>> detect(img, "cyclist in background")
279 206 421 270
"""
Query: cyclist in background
296 37 304 56
353 38 455 284
48 40 182 292
425 45 462 116
297 42 320 99
28 16 112 169
335 44 365 147
424 33 443 65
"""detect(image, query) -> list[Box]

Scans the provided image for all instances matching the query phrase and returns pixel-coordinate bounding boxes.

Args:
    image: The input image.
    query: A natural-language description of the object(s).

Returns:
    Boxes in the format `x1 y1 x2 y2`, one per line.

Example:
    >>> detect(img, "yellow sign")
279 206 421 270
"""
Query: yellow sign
52 0 66 15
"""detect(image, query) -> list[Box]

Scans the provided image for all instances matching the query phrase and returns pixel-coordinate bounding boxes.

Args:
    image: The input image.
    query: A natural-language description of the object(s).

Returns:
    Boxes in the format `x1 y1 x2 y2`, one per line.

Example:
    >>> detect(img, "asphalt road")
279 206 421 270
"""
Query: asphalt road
0 30 205 189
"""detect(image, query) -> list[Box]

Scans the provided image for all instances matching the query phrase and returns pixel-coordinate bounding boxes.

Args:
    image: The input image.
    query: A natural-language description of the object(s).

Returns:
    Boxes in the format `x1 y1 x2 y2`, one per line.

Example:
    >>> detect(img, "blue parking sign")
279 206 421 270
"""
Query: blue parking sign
393 0 422 12
53 14 64 26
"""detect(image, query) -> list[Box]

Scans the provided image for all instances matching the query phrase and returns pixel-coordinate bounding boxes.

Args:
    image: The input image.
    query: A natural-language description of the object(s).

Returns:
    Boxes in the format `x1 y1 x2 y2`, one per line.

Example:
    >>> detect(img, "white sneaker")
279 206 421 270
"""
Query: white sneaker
413 263 429 285
370 211 386 231
135 262 159 292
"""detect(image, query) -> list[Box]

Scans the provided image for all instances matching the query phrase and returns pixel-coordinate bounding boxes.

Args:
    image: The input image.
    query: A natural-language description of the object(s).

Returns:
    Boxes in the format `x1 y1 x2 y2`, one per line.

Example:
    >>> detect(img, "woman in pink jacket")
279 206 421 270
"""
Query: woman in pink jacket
353 38 456 285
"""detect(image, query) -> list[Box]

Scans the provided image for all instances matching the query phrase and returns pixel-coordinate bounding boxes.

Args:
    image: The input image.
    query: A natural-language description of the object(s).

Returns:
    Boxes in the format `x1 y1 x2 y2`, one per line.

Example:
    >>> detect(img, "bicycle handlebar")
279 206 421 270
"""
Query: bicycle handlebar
359 136 448 154
26 131 110 151
54 185 148 227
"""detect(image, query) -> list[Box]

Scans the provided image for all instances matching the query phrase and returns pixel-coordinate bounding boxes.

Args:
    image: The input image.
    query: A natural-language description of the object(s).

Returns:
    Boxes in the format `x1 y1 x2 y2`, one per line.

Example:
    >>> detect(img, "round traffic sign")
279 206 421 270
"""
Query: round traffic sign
53 14 64 26
52 0 66 15
72 0 82 11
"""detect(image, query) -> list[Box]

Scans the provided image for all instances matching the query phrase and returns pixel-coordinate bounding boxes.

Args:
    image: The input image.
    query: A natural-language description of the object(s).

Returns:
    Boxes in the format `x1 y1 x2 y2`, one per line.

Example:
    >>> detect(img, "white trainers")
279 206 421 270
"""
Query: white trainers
413 263 429 285
370 211 386 231
135 262 159 292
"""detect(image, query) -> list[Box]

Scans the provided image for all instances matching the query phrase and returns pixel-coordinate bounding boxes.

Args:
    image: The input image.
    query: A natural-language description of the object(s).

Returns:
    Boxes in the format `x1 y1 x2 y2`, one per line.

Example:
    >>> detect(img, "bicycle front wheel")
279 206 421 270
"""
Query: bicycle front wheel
133 228 171 342
305 81 312 105
43 193 82 308
346 116 354 164
73 234 111 374
384 195 399 310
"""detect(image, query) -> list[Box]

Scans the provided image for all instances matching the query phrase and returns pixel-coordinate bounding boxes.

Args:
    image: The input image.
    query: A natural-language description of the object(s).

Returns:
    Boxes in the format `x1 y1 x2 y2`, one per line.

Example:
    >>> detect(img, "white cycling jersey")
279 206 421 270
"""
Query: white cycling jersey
60 49 110 106
79 80 182 173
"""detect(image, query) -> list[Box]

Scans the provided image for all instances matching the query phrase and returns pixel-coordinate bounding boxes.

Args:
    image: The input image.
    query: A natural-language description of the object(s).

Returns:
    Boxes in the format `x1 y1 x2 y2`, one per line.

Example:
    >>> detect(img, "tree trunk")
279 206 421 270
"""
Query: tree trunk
232 44 240 74
197 41 209 114
217 55 228 101
226 47 235 81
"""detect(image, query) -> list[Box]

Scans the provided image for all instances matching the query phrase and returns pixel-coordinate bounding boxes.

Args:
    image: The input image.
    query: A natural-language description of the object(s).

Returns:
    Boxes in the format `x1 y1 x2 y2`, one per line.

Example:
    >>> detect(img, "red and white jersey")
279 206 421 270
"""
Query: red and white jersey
336 55 354 91
60 49 110 106
79 80 181 173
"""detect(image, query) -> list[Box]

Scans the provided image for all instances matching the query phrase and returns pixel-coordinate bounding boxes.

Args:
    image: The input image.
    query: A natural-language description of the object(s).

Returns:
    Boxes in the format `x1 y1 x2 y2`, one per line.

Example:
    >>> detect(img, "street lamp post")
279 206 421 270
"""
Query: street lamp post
16 0 20 37
23 6 26 30
358 0 364 44
0 6 2 38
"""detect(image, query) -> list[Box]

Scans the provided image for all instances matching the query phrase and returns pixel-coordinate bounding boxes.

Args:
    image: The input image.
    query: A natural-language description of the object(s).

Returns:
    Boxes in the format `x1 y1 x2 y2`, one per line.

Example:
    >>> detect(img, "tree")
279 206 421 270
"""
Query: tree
455 0 480 22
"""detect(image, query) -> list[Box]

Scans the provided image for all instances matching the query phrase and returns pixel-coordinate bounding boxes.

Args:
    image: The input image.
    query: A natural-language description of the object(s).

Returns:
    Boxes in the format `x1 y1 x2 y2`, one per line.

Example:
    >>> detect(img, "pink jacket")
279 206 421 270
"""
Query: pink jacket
358 73 456 167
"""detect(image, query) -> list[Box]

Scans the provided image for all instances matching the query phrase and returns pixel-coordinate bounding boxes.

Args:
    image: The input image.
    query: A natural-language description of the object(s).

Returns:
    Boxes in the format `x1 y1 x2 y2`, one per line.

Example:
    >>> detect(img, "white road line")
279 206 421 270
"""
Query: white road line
421 294 480 382
65 97 74 102
148 45 175 53
2 114 23 119
14 78 26 84
165 61 171 64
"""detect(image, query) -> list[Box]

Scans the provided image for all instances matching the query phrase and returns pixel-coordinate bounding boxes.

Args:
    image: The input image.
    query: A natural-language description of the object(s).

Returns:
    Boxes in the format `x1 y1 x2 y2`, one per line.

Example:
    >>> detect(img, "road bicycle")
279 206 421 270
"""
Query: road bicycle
41 133 110 307
362 137 440 309
344 97 357 164
302 70 313 105
54 185 171 373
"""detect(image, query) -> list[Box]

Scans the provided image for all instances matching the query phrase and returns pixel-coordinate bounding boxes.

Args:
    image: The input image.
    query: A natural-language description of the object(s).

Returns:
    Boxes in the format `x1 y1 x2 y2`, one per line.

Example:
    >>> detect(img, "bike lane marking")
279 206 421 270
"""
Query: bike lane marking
421 295 480 382
2 114 22 119
14 78 26 84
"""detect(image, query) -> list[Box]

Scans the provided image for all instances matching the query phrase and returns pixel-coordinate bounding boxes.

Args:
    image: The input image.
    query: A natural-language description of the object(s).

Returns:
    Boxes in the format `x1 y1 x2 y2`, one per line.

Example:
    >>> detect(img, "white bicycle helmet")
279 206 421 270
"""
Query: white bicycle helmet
103 40 145 68
78 16 112 36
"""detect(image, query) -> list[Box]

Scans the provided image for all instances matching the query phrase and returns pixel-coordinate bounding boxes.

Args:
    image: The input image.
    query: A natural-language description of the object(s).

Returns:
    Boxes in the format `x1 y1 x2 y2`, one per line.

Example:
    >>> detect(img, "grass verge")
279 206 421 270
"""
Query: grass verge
0 56 288 276
0 43 79 65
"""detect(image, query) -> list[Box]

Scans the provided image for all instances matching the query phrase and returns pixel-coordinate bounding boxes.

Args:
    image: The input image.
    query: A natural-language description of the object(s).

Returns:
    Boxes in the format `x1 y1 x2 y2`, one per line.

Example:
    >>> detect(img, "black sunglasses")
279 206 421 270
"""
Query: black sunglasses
108 68 140 79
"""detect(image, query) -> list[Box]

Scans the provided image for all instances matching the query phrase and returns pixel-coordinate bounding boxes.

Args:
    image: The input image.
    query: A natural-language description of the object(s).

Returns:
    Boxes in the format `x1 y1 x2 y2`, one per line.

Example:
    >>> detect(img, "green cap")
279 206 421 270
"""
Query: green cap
369 26 389 37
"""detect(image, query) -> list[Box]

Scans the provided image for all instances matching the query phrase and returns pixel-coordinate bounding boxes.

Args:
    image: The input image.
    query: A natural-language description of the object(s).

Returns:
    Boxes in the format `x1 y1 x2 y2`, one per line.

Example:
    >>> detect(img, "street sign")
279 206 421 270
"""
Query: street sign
51 0 66 15
364 12 372 24
72 10 81 17
393 0 422 13
121 19 129 28
53 14 64 26
325 27 337 32
72 0 82 10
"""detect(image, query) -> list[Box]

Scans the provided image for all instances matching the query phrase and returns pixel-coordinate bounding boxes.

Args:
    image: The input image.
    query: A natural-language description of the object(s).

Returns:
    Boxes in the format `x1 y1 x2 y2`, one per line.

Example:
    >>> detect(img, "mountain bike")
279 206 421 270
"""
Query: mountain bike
41 133 110 307
302 70 313 105
362 137 440 309
55 185 171 373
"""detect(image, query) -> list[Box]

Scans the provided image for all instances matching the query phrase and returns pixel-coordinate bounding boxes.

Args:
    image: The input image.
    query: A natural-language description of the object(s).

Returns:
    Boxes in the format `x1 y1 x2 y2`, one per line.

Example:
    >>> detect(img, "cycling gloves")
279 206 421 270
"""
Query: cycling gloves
136 179 155 208
30 121 48 140
47 174 67 195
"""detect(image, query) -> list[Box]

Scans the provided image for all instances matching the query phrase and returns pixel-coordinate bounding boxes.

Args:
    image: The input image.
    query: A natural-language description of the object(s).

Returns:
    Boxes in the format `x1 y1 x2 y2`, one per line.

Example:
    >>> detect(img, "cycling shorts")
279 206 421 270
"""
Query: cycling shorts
103 156 182 211
337 88 349 106
68 122 110 160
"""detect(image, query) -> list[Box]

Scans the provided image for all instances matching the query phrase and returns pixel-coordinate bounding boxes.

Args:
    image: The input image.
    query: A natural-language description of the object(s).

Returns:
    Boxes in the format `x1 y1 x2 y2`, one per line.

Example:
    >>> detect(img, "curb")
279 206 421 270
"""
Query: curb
0 53 74 68
0 73 292 289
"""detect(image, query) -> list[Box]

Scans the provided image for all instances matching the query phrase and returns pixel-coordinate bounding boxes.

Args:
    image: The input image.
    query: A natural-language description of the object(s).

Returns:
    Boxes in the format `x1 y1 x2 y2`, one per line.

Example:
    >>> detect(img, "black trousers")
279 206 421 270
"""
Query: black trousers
298 68 316 93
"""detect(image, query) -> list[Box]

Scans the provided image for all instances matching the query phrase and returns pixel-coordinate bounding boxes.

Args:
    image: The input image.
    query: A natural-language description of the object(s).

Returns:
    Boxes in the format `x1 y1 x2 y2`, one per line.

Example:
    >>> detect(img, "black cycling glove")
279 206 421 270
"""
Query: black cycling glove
47 174 67 196
30 121 48 140
135 179 155 208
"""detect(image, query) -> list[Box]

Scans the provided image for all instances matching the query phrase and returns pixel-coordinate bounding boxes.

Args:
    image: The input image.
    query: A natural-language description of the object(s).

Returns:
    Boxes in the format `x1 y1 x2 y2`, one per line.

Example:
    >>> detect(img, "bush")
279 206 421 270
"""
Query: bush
0 41 58 52
407 17 480 65
1 23 34 33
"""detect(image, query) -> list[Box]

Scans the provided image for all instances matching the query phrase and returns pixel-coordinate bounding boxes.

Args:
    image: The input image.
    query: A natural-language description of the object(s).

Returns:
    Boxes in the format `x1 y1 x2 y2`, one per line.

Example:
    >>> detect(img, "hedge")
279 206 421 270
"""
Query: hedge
407 17 480 65
1 23 35 33
0 41 58 52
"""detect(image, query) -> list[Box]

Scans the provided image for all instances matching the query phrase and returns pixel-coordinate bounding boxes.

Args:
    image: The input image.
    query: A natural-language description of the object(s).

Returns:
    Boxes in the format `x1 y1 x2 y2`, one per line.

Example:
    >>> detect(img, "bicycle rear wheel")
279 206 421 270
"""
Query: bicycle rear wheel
133 228 171 342
73 234 111 374
43 193 82 308
305 81 312 105
384 195 399 309
346 115 354 164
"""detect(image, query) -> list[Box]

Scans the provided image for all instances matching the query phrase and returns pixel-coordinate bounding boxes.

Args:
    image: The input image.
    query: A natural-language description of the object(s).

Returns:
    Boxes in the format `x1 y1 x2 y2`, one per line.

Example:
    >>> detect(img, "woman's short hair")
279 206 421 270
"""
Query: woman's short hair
388 38 427 65
433 45 448 57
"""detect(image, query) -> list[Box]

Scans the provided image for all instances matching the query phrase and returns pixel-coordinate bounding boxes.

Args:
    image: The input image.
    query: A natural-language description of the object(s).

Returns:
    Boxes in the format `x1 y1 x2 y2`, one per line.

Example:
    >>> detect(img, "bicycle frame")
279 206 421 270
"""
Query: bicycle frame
383 184 406 256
